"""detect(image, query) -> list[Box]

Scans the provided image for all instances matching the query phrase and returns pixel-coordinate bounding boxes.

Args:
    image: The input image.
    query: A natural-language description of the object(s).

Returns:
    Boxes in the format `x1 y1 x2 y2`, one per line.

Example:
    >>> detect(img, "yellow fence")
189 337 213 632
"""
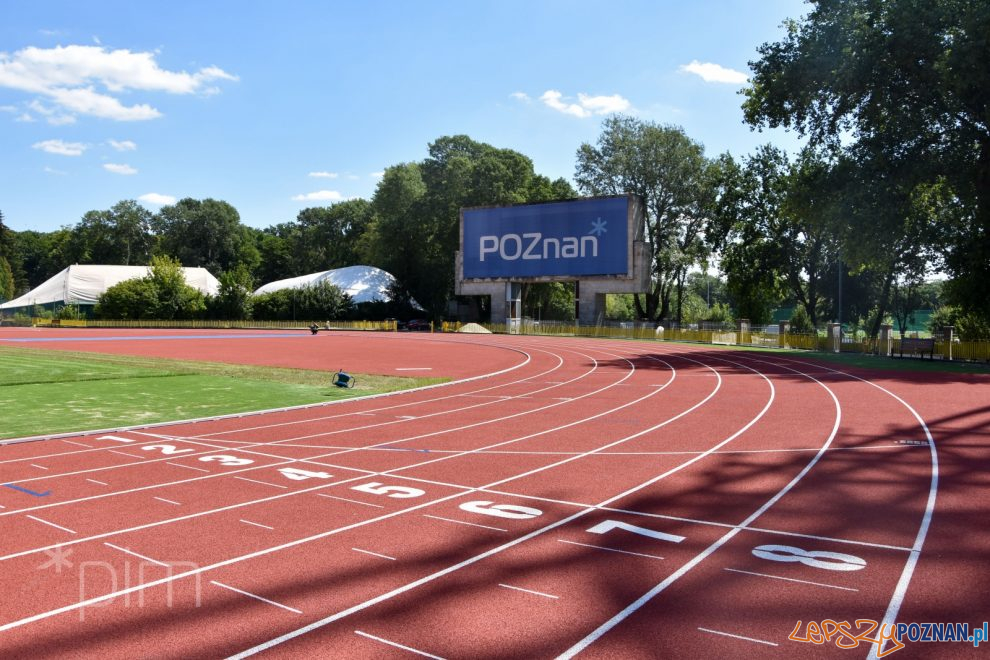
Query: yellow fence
31 318 399 332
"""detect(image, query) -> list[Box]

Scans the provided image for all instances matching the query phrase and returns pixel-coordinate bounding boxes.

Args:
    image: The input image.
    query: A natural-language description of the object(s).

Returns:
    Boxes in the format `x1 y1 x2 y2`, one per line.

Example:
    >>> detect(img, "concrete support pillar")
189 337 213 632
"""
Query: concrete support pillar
736 318 750 345
827 323 842 353
778 321 791 349
506 282 522 334
577 284 607 326
879 324 894 356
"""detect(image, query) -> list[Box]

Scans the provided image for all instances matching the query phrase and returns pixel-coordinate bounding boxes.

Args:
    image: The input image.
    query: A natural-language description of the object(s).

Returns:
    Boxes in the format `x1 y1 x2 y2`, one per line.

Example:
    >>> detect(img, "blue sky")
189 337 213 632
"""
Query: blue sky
1 0 808 233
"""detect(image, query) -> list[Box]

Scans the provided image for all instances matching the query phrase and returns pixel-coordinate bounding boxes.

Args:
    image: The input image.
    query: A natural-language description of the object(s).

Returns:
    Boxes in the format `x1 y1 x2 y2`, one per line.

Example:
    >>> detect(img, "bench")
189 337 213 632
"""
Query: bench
899 337 935 359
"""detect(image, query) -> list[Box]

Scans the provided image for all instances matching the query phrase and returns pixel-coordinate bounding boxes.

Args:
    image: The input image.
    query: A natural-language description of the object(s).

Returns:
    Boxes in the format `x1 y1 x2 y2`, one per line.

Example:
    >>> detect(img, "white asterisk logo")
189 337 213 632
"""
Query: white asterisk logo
37 546 74 573
588 218 607 237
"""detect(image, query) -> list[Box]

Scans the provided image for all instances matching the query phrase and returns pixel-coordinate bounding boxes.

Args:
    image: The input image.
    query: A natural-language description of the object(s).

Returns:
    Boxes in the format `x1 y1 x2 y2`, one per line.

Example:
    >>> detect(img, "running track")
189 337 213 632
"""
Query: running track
1 328 988 658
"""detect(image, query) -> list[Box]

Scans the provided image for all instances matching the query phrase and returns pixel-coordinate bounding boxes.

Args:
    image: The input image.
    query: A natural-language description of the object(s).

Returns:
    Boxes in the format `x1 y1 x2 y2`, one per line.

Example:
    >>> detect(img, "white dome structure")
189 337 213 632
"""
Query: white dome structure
254 265 401 304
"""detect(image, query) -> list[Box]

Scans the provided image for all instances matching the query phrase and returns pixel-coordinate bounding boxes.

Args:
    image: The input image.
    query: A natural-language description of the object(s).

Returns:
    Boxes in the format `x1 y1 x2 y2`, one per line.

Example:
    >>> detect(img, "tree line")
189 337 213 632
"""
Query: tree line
2 0 987 338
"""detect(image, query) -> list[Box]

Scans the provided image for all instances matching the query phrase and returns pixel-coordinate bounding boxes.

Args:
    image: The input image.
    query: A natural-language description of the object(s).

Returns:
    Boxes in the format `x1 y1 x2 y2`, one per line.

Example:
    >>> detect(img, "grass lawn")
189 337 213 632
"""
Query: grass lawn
0 346 446 440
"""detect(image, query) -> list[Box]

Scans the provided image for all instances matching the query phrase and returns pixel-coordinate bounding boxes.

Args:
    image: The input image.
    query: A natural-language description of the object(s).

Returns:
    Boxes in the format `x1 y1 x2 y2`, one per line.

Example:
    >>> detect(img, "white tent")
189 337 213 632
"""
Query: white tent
254 265 403 305
0 264 220 311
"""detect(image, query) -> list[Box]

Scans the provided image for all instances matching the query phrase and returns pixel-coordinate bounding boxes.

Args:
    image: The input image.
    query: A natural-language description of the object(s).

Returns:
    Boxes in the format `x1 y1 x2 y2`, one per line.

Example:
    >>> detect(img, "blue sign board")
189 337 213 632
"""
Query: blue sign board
462 196 630 279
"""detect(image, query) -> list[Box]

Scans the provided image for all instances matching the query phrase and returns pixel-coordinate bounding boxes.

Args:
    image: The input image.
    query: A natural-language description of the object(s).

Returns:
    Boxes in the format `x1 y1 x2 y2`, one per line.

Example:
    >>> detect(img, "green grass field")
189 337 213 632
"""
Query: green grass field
0 346 446 440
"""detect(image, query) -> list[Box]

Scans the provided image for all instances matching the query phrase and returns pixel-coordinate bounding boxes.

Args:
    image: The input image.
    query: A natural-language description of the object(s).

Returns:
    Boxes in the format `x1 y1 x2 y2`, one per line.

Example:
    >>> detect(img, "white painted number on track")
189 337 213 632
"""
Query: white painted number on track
586 519 686 544
752 544 866 572
351 482 425 499
142 444 195 456
97 435 134 443
278 468 332 481
199 455 254 467
459 501 543 520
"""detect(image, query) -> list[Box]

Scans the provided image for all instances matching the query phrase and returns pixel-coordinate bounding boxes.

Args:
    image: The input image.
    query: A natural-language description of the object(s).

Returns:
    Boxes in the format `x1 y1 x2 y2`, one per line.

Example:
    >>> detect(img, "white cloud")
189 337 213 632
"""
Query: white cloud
32 139 87 156
510 91 531 103
27 99 75 124
577 93 630 114
16 113 35 122
138 192 176 206
308 171 338 178
103 163 137 175
679 60 748 84
0 104 15 112
540 90 590 117
291 190 344 202
371 171 385 178
109 139 137 151
539 90 630 118
0 44 238 122
43 166 67 175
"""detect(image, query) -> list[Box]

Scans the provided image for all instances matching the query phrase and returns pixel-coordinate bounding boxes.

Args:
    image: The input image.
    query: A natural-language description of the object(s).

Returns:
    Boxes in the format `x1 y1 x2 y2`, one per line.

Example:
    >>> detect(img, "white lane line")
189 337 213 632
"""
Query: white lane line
29 464 48 470
773 357 939 660
61 439 92 448
557 539 663 560
723 567 858 591
395 368 432 371
26 515 76 535
397 415 417 420
316 493 384 508
697 627 777 646
0 344 653 636
104 542 169 567
351 547 396 561
498 583 559 600
211 581 302 614
233 476 288 489
354 630 444 659
86 478 108 486
108 450 143 459
422 514 506 532
240 519 274 531
166 461 209 473
153 496 181 506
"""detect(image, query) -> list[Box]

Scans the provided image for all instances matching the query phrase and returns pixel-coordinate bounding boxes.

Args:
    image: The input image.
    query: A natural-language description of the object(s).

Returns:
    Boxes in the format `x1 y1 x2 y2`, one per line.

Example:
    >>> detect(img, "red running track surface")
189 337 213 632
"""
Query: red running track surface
0 330 987 659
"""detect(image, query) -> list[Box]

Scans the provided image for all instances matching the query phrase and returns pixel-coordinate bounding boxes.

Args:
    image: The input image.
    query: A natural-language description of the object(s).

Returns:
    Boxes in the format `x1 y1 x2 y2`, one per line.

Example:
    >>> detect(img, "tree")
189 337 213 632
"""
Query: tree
292 200 372 274
1 210 16 299
576 116 711 323
155 198 260 275
743 0 990 321
11 229 74 289
365 162 430 310
93 278 159 319
0 210 12 262
211 265 255 320
94 255 205 319
0 256 14 302
71 200 154 265
251 223 298 285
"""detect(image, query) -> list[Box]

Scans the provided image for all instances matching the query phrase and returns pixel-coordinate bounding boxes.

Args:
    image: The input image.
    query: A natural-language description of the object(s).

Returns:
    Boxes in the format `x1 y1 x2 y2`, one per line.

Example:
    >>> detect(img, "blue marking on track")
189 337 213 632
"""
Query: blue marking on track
0 333 307 343
3 483 52 497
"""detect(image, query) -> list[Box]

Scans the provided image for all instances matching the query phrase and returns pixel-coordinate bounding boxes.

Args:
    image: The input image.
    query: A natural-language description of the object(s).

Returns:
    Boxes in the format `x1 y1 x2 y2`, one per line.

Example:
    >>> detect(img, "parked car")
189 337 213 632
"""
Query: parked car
406 319 431 332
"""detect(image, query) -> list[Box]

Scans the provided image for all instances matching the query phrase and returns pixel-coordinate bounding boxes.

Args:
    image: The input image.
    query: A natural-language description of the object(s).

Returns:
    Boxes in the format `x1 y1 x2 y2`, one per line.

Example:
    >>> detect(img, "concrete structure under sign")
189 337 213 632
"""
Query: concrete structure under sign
455 195 651 327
